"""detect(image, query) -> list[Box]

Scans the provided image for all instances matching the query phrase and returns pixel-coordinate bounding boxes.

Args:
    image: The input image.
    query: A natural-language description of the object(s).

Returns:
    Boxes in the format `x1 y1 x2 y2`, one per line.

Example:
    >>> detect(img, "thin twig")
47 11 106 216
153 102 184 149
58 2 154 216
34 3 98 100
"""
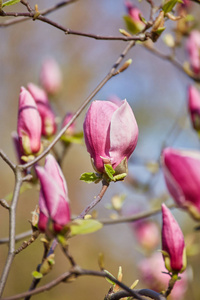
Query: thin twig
100 203 176 225
0 168 23 297
77 180 110 219
0 150 16 172
1 267 147 300
143 44 200 82
0 0 77 27
106 288 166 300
0 230 32 245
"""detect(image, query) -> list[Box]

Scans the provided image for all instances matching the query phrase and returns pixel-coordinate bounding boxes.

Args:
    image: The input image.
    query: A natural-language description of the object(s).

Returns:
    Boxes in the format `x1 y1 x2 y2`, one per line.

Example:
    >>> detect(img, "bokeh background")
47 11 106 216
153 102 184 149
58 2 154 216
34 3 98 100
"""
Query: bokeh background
1 0 200 299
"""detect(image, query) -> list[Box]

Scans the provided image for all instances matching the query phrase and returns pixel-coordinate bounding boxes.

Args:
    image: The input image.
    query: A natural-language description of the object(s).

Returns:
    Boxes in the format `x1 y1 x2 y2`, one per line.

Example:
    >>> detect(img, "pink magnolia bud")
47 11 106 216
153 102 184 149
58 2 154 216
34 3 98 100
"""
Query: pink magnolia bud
138 252 188 300
27 83 57 137
162 147 200 220
61 113 75 136
124 0 145 33
35 154 70 233
17 87 42 156
186 30 200 75
162 204 186 274
40 58 62 95
83 99 138 174
134 220 160 251
188 85 200 131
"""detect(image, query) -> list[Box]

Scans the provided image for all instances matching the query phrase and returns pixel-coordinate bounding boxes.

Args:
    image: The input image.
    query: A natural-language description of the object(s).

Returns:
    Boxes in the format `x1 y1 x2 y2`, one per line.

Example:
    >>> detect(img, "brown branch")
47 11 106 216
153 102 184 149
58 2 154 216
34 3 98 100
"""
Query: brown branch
77 180 110 219
106 288 166 300
0 168 24 297
0 0 77 27
100 203 176 225
1 267 147 300
0 230 32 245
143 44 200 83
0 150 16 172
0 10 148 42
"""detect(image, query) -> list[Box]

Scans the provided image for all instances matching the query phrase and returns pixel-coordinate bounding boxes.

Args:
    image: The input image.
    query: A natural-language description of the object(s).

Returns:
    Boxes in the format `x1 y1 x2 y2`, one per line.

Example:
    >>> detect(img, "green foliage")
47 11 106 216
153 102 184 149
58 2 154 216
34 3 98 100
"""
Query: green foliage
113 173 127 182
61 131 84 144
104 164 115 180
123 15 141 34
104 270 116 286
2 0 20 7
80 172 101 183
32 271 43 279
70 219 103 236
162 0 182 13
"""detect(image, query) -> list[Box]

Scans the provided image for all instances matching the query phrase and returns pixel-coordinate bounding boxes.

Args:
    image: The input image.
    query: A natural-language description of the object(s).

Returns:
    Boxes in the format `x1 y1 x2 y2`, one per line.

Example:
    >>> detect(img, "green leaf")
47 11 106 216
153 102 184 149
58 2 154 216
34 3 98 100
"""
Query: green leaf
61 131 84 144
162 0 182 13
123 15 144 34
70 219 103 236
32 271 43 279
2 0 20 7
104 164 115 180
104 270 116 286
80 172 101 183
154 27 166 35
113 173 127 182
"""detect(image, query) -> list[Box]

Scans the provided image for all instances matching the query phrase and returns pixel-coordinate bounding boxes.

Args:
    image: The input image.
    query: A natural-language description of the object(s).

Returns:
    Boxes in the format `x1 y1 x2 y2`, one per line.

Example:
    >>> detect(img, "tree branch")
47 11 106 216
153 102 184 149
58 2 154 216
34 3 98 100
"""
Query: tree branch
100 203 176 225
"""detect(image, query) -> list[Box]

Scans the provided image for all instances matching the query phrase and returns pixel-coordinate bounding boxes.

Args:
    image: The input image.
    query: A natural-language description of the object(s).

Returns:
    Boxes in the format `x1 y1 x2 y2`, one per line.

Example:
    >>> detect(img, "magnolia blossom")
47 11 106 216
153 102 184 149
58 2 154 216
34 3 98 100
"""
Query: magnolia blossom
162 147 200 220
27 83 57 137
162 204 186 274
40 58 62 95
124 0 145 33
17 87 42 156
133 220 160 251
186 30 200 75
188 85 200 131
83 99 138 174
61 113 75 136
36 154 70 233
138 252 188 300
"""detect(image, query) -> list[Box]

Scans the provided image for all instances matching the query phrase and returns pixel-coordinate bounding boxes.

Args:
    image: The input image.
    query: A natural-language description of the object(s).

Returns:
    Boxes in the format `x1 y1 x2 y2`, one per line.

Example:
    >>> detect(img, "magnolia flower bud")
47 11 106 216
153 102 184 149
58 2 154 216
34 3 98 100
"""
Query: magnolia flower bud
40 58 62 95
83 99 138 175
162 204 186 274
27 83 57 137
186 30 200 75
124 0 145 34
61 113 75 136
17 87 42 156
35 154 70 233
188 85 200 131
161 147 200 220
133 220 160 251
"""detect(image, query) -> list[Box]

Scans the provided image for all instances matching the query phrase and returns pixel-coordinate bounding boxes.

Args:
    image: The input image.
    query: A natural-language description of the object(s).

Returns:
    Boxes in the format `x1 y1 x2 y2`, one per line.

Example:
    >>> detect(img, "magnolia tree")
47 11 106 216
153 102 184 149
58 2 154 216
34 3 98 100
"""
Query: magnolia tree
1 0 200 299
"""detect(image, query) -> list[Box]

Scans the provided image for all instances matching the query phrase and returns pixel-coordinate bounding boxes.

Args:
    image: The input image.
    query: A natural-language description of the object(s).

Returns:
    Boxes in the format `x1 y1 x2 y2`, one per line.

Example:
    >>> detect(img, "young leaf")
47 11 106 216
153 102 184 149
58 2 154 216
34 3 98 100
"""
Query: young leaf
61 131 84 144
32 271 43 279
113 173 127 182
80 172 101 183
123 15 141 34
2 0 20 7
162 0 182 13
70 219 103 236
104 164 115 180
104 270 116 286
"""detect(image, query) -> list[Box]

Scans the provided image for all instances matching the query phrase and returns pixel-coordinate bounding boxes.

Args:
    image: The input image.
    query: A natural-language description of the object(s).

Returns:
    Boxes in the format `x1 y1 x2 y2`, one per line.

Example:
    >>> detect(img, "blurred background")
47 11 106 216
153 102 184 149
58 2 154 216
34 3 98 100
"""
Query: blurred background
0 0 200 299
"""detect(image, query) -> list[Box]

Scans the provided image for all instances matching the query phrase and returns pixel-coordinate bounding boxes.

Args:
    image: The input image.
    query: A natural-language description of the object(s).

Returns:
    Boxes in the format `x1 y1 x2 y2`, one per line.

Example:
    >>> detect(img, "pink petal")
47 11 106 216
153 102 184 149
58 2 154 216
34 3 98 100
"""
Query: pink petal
109 100 138 168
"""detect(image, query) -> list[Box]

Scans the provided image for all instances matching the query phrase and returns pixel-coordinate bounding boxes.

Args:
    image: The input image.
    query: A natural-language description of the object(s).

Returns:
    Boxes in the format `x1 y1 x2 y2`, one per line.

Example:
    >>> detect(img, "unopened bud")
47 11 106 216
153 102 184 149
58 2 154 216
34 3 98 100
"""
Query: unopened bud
119 28 132 37
116 59 132 74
